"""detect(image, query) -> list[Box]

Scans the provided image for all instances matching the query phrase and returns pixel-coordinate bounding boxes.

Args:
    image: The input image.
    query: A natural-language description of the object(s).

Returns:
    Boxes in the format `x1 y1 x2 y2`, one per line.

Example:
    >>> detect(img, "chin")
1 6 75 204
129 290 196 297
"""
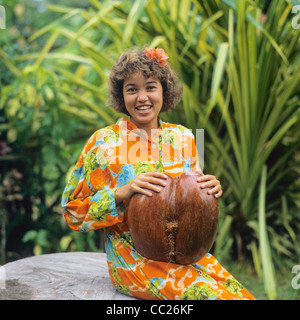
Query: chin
132 114 155 124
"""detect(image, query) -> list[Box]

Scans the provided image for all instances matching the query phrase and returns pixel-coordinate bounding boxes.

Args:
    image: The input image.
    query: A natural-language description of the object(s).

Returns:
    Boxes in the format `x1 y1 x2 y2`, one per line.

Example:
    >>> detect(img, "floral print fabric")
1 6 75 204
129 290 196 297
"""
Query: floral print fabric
62 117 255 300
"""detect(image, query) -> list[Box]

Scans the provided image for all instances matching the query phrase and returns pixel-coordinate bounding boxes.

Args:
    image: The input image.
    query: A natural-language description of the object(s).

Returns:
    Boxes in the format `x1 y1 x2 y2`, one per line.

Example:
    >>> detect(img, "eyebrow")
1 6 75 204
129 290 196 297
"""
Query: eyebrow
124 80 158 88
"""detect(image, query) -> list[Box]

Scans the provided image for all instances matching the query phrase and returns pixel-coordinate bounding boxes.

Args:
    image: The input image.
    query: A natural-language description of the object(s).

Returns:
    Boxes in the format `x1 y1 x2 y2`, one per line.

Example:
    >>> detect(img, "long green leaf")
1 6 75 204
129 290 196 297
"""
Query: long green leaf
33 29 60 69
258 166 277 300
122 0 149 46
29 8 82 41
210 43 229 102
0 49 21 76
214 215 233 257
250 241 262 278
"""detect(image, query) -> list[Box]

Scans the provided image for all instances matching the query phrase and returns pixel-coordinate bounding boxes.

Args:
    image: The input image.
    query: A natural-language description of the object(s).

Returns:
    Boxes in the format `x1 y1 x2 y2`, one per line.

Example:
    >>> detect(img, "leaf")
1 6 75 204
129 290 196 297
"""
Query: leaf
210 42 229 102
29 8 82 41
0 48 21 76
122 0 149 45
249 241 262 278
22 230 37 243
60 235 73 251
36 230 48 247
214 214 233 257
33 29 60 69
258 166 277 300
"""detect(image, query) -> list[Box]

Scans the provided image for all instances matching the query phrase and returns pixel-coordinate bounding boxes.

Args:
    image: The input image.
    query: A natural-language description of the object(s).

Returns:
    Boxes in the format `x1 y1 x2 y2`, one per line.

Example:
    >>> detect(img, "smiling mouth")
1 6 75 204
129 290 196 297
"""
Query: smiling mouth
135 105 152 111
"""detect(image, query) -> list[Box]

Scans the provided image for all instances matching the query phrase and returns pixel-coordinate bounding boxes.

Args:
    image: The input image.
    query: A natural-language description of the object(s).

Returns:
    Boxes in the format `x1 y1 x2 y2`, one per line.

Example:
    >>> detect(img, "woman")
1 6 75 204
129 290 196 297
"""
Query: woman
62 48 255 300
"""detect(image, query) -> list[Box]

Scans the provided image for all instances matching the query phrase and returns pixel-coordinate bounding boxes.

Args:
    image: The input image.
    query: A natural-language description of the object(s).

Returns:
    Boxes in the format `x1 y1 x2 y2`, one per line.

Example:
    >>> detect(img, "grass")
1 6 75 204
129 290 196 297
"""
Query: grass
225 261 300 300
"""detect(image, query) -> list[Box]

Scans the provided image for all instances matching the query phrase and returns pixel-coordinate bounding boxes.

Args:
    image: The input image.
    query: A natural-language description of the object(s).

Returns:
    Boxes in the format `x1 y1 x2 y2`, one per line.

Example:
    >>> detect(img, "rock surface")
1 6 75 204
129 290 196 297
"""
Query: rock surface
0 252 138 300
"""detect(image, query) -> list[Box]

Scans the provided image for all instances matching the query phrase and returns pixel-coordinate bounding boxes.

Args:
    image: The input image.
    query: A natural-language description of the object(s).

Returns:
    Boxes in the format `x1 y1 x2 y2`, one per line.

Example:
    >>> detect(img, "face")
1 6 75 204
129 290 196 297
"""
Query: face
123 72 163 133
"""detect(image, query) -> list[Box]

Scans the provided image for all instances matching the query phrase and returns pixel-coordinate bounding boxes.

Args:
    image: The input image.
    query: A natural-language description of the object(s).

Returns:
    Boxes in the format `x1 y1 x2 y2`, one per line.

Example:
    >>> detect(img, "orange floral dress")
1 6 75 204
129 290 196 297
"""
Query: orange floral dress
62 117 255 300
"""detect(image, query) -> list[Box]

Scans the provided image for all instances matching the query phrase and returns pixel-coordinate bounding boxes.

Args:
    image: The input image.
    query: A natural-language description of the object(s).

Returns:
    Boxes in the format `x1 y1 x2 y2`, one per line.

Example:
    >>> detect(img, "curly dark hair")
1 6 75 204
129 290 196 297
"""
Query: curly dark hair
107 49 183 116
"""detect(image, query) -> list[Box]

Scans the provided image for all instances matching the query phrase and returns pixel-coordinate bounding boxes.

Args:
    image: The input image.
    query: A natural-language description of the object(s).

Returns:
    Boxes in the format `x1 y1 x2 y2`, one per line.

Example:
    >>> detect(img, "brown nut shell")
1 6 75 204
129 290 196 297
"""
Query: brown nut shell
127 172 219 265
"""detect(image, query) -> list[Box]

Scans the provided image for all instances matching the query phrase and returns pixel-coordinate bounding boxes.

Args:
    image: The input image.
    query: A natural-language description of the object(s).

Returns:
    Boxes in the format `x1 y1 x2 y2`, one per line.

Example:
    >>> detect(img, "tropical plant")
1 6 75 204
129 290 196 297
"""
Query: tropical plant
0 2 107 260
193 0 300 300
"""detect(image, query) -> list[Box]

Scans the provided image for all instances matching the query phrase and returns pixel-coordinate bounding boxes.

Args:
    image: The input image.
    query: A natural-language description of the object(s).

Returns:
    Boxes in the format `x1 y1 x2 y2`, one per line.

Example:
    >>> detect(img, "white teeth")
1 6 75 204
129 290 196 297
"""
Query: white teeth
136 106 152 110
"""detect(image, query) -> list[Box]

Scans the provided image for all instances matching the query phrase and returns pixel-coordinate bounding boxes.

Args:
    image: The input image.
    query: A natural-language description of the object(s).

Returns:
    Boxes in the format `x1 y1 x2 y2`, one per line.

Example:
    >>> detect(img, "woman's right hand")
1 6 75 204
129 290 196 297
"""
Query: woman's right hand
115 172 168 204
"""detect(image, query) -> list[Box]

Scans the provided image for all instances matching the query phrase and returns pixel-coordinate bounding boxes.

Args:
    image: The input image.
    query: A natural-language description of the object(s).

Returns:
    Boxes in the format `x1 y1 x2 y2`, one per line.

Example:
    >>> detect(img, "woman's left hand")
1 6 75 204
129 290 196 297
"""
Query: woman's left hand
194 169 223 198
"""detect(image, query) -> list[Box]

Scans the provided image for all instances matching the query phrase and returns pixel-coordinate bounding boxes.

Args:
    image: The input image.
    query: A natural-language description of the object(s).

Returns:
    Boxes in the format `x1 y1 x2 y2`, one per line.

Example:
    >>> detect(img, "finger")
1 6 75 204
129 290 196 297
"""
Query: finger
145 176 168 187
146 182 165 192
135 172 167 187
145 172 168 179
199 179 220 189
134 187 153 197
131 183 153 197
207 185 222 195
135 181 164 193
213 189 223 198
197 174 216 182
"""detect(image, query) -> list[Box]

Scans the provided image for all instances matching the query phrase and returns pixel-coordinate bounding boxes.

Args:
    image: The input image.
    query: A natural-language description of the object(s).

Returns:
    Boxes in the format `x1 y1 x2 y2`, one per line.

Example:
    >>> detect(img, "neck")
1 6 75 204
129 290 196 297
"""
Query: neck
130 118 159 137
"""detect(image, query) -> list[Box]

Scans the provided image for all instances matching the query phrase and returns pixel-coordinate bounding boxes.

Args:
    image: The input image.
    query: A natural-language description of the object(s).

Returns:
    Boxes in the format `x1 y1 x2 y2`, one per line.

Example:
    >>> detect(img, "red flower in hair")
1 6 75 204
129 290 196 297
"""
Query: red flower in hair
144 47 169 67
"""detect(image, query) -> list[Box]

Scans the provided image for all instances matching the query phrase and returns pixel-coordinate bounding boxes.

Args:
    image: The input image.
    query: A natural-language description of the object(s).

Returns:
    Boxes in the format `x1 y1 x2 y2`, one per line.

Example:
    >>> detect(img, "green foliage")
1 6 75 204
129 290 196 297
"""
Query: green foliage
0 0 299 299
0 2 105 262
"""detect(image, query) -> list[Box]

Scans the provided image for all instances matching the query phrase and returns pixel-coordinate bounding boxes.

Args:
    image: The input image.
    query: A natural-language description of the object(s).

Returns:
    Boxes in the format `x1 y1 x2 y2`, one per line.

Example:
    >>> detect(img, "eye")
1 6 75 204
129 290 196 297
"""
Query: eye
126 87 136 93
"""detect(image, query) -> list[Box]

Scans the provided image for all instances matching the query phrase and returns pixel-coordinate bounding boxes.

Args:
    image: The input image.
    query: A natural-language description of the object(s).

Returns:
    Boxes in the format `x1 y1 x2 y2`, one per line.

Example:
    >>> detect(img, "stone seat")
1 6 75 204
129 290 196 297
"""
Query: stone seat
0 252 138 300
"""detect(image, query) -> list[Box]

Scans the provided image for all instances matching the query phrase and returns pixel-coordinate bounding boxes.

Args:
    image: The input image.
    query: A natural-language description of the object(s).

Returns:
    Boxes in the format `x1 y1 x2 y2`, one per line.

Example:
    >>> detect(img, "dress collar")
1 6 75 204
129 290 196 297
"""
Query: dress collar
117 116 164 141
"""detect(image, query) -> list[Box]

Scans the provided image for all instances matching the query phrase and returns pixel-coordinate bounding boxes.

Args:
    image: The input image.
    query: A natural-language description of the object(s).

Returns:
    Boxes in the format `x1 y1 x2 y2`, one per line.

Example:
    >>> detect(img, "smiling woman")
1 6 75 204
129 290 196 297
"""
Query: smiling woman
62 47 254 300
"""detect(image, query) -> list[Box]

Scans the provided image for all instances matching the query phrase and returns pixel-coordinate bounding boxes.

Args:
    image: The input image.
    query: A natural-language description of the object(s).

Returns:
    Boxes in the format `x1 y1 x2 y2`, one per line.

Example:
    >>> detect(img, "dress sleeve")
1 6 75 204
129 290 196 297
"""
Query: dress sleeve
61 131 125 232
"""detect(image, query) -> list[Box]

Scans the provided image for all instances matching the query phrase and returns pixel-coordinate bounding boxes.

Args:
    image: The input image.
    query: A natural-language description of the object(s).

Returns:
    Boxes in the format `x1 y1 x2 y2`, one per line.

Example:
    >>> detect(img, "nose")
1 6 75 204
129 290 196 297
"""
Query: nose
137 91 148 103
